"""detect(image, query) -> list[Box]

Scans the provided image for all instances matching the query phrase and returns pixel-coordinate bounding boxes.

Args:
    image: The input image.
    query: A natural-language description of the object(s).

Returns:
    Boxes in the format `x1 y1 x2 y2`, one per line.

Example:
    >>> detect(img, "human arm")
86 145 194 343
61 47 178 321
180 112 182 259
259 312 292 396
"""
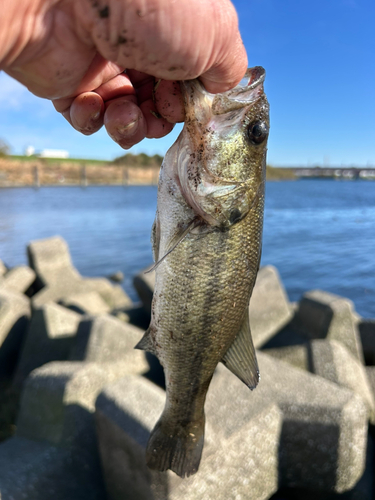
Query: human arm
0 0 247 148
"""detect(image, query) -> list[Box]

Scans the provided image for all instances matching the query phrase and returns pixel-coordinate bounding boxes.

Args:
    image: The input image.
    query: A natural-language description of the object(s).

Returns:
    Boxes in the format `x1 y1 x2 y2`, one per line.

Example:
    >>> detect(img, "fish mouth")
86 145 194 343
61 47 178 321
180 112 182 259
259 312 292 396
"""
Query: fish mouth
211 66 266 115
181 67 266 121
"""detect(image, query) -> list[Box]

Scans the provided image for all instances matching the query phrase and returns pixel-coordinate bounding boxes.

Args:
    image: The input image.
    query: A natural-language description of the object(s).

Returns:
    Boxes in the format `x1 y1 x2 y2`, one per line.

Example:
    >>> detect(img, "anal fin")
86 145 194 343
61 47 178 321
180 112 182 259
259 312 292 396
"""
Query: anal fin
221 312 259 389
135 327 158 356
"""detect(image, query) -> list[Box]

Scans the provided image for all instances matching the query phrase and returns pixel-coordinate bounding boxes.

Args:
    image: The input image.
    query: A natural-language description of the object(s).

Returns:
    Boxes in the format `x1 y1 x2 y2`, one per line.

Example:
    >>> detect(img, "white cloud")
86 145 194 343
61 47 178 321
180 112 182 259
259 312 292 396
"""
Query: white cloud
0 72 57 119
0 72 32 109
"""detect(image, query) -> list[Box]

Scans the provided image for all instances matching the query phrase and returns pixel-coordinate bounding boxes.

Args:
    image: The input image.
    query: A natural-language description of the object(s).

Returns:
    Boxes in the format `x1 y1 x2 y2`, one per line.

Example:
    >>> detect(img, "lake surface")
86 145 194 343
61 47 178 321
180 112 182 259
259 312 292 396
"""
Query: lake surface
0 180 374 318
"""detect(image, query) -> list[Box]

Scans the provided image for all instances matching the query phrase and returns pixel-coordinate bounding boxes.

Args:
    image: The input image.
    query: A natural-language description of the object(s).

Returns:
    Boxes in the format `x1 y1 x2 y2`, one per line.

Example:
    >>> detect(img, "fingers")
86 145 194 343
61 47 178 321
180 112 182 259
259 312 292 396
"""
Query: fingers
198 1 248 93
154 80 184 123
70 92 104 135
78 0 248 95
104 97 147 148
199 35 248 94
54 91 105 136
54 70 180 148
140 99 174 139
46 0 248 151
104 95 174 149
53 71 135 135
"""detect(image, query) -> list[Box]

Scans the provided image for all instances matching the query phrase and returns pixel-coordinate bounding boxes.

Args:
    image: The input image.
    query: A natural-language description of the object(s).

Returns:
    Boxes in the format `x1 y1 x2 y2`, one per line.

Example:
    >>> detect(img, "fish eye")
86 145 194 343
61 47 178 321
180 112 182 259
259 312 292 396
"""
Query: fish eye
247 121 269 145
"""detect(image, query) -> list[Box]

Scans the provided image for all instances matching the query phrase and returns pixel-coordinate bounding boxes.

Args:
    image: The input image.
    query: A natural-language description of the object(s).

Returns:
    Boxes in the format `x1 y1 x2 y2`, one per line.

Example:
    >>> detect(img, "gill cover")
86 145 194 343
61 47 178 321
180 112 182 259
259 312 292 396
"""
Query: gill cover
177 67 267 228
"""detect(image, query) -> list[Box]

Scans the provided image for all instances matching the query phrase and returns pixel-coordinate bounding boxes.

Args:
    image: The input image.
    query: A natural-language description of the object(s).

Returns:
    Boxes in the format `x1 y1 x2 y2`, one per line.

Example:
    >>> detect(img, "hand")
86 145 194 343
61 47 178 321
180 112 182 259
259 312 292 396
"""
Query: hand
1 0 247 149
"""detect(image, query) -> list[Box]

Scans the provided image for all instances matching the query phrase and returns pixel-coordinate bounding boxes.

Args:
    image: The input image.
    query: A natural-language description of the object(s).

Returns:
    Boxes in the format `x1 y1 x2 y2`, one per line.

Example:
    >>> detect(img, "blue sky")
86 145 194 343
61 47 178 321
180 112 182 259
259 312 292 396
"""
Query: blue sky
0 0 374 166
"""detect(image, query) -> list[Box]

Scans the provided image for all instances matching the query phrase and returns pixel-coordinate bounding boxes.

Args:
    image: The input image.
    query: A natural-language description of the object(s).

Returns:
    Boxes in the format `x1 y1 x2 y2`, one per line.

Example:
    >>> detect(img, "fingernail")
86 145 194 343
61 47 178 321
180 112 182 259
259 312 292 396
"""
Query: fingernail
118 119 139 136
91 110 101 121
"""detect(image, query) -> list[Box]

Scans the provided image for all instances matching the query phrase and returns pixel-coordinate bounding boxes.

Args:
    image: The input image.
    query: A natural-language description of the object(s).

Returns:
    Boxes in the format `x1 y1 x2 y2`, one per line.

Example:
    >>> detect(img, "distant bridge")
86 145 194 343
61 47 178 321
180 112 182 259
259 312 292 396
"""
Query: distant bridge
287 167 375 180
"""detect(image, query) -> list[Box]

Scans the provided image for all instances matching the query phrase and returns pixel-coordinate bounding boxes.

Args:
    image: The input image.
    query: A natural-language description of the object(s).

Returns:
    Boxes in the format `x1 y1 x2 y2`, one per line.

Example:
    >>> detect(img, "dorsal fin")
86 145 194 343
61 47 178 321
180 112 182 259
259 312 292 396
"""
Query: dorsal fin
135 327 158 356
221 312 259 390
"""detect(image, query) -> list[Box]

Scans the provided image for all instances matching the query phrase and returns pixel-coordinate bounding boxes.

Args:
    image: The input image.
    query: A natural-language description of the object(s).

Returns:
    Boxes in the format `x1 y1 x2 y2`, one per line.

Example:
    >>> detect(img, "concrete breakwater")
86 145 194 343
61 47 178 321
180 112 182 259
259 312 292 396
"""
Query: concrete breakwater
0 236 374 499
0 158 160 187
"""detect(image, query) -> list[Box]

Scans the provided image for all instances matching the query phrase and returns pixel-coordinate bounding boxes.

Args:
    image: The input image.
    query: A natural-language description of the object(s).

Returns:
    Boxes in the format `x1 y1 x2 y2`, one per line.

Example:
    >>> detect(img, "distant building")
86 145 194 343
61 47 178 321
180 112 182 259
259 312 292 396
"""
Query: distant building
39 149 69 159
25 146 35 156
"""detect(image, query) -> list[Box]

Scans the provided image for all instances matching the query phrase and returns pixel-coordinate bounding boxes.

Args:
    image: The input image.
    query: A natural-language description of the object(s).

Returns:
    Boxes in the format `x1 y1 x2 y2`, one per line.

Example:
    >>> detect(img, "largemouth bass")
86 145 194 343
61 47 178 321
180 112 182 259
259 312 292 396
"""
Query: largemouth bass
136 66 269 478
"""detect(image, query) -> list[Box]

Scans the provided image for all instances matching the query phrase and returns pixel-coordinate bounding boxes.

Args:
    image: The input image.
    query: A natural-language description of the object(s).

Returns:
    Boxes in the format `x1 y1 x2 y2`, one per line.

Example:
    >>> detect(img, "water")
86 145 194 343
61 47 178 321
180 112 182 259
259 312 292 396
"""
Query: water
0 181 373 318
262 181 375 318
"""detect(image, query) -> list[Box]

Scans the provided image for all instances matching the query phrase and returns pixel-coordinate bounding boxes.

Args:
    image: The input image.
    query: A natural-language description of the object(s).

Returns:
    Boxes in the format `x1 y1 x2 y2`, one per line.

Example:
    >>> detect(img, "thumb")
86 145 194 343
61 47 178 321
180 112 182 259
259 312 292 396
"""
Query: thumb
200 33 248 94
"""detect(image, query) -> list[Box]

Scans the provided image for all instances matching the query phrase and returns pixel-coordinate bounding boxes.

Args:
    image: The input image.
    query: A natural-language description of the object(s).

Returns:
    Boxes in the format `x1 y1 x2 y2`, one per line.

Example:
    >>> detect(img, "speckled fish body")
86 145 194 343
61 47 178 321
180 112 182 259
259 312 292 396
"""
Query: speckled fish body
136 67 269 478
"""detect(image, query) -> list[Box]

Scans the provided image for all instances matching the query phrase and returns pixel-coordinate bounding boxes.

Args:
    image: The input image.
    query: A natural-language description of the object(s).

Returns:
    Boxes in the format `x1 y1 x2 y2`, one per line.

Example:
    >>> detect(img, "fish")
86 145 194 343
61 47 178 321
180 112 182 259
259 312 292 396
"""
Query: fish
136 66 269 478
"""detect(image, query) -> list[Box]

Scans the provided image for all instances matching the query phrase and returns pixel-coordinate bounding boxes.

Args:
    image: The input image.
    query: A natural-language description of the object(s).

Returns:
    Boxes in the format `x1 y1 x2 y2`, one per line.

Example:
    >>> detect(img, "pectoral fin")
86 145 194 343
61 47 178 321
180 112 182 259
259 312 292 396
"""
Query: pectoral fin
221 313 259 389
146 218 201 273
151 214 161 263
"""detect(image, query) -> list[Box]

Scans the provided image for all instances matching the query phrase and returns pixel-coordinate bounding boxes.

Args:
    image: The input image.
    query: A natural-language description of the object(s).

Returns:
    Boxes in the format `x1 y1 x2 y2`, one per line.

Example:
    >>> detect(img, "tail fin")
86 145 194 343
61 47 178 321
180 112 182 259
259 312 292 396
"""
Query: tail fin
146 415 205 478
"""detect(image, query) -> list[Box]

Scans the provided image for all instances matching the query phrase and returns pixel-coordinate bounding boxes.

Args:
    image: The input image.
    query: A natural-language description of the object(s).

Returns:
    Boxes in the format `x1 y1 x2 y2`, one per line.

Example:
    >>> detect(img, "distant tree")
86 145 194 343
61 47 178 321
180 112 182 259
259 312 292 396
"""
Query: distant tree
0 139 10 157
153 154 163 165
113 152 164 167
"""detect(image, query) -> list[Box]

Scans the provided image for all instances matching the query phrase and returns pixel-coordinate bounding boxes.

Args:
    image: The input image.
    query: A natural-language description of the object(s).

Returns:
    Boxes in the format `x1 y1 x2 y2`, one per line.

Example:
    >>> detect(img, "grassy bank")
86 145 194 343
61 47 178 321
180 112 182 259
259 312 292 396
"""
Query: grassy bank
266 165 296 181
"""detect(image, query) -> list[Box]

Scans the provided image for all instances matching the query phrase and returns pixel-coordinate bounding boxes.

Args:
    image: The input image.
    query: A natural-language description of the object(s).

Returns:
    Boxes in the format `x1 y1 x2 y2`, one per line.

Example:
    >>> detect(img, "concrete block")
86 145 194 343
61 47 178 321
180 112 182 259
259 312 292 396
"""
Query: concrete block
264 339 375 423
112 304 150 331
69 314 148 373
0 265 36 293
262 344 310 371
32 277 132 309
250 265 293 348
96 372 281 500
95 376 170 500
60 291 111 314
133 266 155 316
108 271 124 283
86 278 132 309
295 290 363 362
0 436 106 499
0 289 30 376
359 320 375 365
260 323 307 350
310 339 375 422
13 302 81 387
256 351 368 493
27 235 81 287
95 352 368 495
271 435 374 499
28 236 132 309
0 259 7 277
366 367 375 402
16 360 138 448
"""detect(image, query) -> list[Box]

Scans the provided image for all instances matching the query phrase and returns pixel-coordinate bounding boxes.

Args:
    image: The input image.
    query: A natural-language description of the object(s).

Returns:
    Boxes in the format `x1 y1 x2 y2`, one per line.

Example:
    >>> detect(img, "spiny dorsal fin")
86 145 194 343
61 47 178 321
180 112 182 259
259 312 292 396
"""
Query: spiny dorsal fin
221 312 259 390
135 328 158 356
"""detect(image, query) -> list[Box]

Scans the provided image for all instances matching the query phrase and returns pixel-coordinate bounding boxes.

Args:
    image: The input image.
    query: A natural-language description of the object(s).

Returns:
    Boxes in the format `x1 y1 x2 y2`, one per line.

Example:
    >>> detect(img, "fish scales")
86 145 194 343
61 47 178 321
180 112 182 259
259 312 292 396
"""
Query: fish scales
136 67 269 478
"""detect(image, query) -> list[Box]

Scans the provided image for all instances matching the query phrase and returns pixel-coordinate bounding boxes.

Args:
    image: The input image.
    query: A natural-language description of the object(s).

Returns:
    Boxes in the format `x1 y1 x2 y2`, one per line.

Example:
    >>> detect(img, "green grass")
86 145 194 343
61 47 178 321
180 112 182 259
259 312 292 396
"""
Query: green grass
7 156 296 179
266 165 296 180
9 155 109 165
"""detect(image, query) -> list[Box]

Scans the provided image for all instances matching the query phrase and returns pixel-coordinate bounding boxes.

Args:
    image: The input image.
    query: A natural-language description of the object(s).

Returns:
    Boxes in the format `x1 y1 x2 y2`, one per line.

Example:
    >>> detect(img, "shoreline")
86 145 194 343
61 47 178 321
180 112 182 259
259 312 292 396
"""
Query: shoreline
0 157 297 186
3 157 372 185
0 157 160 187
